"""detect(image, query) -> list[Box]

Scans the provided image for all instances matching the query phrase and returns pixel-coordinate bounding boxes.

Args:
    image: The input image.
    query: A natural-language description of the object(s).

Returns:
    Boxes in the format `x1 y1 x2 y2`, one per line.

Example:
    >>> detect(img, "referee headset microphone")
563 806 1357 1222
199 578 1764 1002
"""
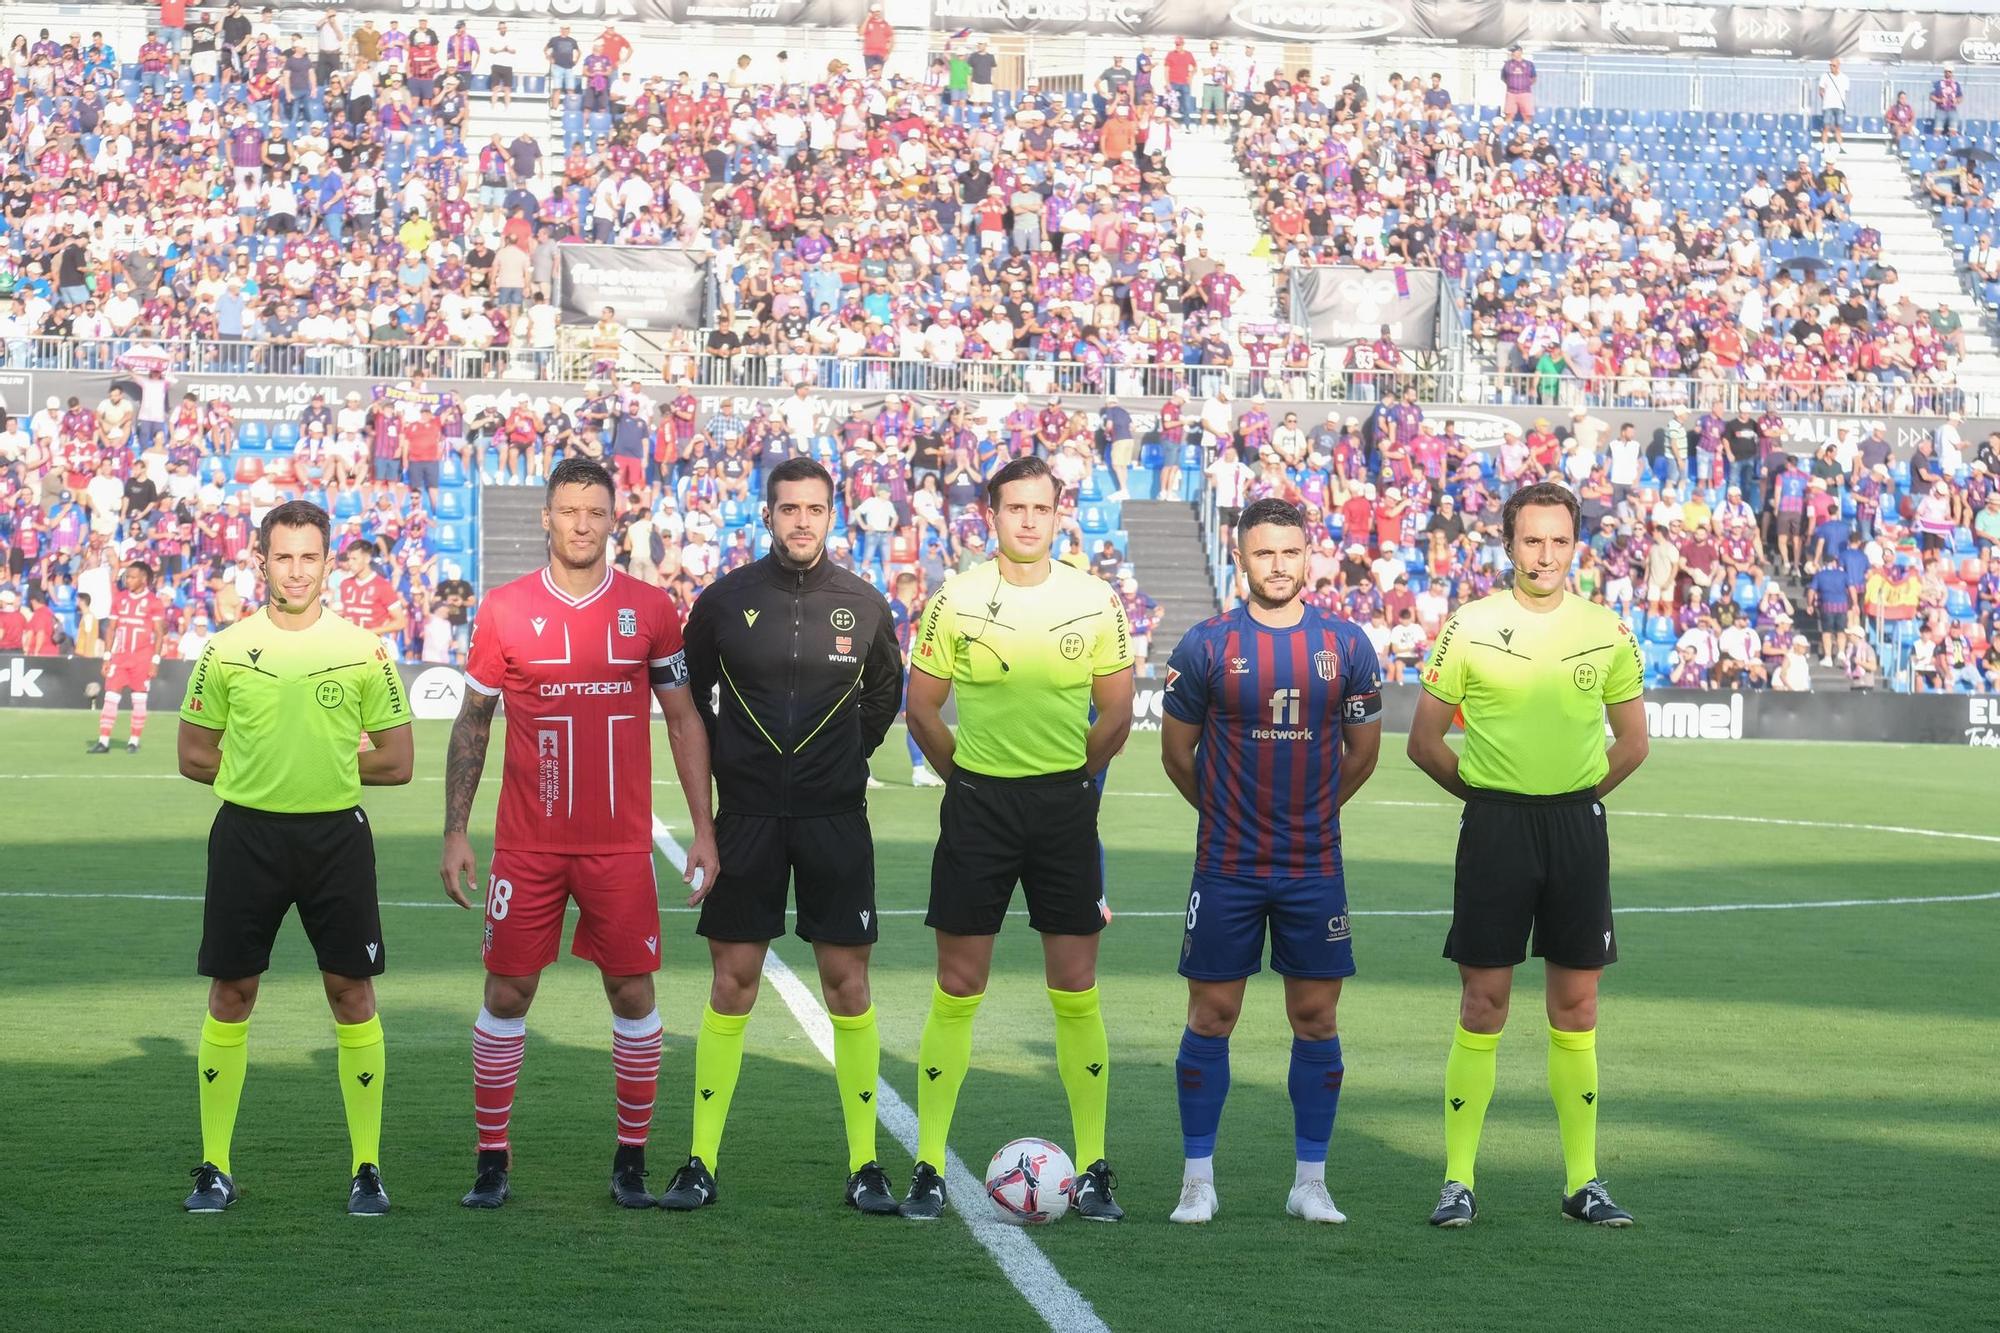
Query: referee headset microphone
964 455 1068 676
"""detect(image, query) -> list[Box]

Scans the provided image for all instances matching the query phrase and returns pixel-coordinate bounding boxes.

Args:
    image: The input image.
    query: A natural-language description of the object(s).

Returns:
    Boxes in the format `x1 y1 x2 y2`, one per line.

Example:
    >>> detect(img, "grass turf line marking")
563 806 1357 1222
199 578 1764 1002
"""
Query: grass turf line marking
7 889 2000 919
648 816 1110 1333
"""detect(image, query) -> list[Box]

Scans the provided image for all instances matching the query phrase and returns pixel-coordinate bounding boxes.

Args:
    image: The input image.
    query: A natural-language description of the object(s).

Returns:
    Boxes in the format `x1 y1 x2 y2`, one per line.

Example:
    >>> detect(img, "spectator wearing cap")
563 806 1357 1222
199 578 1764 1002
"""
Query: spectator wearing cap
1930 64 1962 137
1500 45 1536 123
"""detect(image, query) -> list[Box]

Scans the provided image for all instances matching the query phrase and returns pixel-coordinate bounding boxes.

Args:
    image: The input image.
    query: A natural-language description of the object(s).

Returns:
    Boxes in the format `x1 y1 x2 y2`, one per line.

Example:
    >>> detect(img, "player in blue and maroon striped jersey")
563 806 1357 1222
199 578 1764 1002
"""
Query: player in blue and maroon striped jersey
1160 497 1383 1226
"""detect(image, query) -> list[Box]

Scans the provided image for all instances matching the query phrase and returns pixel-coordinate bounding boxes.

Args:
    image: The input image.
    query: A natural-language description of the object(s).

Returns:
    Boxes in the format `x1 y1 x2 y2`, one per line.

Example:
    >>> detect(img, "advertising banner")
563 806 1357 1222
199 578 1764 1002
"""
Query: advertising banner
1292 268 1442 351
556 246 712 330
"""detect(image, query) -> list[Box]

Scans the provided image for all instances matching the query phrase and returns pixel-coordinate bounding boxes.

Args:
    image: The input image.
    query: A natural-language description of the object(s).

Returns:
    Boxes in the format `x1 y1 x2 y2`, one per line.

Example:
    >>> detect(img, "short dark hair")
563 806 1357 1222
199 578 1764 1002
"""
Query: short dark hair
1501 481 1581 547
1236 497 1306 547
257 499 332 555
985 455 1062 510
545 455 616 506
343 538 375 560
124 559 156 585
765 455 835 507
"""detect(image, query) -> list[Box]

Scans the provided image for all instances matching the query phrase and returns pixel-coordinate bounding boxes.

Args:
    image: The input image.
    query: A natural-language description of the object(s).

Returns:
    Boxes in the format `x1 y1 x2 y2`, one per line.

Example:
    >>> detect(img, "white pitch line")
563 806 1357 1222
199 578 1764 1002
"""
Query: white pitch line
647 816 1109 1333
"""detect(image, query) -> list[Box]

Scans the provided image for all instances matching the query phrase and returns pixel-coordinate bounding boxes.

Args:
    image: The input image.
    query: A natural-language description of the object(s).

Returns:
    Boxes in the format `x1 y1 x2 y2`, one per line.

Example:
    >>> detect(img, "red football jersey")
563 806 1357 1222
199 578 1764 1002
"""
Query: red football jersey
108 588 167 661
464 567 688 855
337 572 398 632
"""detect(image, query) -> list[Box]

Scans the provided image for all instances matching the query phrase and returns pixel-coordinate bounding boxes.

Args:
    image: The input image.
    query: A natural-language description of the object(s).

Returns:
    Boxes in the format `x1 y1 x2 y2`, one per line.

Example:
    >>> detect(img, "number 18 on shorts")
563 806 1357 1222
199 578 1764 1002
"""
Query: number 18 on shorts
1178 871 1357 982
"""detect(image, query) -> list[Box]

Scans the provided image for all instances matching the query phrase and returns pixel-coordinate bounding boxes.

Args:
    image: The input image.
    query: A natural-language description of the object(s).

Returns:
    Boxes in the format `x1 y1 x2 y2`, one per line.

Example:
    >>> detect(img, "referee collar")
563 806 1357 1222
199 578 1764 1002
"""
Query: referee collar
758 551 837 592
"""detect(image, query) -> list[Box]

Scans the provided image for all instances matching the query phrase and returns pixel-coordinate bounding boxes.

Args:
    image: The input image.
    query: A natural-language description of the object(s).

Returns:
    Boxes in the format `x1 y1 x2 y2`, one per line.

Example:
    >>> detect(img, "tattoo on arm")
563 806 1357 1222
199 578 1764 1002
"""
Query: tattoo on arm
443 692 499 834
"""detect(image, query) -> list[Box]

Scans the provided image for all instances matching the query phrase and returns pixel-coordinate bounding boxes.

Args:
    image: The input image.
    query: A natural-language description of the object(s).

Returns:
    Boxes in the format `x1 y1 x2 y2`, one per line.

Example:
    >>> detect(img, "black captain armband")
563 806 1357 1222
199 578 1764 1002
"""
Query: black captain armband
1342 692 1383 724
651 650 689 689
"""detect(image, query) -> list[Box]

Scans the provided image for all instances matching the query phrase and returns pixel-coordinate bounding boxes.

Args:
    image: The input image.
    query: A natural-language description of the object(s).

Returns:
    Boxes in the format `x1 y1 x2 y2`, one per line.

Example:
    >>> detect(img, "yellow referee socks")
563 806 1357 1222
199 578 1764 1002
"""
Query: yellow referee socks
691 1005 750 1169
1049 986 1109 1168
1443 1024 1502 1188
196 1015 250 1175
1548 1025 1600 1194
829 1006 881 1173
335 1016 386 1174
915 984 983 1167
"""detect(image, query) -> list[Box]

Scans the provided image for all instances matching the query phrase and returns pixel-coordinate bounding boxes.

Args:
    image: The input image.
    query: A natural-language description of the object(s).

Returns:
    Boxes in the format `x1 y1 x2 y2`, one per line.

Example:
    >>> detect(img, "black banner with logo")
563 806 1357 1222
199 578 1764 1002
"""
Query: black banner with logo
555 245 712 330
1292 267 1442 351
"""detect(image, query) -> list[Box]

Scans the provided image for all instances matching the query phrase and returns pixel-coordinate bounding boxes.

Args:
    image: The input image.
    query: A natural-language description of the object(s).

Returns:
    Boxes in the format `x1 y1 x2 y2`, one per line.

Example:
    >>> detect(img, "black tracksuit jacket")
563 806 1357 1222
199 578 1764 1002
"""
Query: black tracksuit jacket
682 553 902 817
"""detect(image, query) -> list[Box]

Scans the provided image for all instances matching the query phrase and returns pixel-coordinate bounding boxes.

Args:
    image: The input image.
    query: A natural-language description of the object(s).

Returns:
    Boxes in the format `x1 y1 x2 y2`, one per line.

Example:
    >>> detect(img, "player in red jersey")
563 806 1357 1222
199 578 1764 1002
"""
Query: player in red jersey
90 562 168 754
439 456 719 1211
336 539 408 657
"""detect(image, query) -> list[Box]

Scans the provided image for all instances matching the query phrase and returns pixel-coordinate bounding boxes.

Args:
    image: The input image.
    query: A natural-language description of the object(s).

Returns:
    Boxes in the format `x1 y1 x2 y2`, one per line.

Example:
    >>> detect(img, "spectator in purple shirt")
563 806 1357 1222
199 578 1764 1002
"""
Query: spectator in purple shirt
1500 45 1536 123
1930 65 1962 137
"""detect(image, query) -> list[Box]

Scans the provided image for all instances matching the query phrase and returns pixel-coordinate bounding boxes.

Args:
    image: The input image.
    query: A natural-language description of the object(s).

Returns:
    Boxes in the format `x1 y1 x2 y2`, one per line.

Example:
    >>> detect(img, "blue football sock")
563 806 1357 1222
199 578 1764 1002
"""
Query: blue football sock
1289 1036 1344 1164
1176 1028 1231 1158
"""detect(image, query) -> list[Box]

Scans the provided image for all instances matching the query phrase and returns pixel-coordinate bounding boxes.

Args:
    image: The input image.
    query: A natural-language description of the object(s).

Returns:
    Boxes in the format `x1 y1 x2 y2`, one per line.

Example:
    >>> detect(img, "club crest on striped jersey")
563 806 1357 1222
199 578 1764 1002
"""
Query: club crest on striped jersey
1313 649 1337 681
617 608 637 637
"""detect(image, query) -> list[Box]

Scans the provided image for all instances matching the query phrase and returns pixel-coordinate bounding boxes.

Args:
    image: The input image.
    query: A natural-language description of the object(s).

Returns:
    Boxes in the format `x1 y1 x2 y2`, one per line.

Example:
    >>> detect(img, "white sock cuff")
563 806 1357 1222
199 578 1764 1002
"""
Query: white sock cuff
612 1009 663 1041
1294 1160 1326 1185
102 692 122 709
475 1008 527 1039
1183 1155 1215 1182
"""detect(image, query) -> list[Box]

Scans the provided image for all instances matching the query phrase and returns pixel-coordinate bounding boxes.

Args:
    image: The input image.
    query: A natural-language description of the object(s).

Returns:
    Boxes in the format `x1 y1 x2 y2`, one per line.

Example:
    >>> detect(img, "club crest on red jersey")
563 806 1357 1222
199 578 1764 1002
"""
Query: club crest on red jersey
617 608 637 637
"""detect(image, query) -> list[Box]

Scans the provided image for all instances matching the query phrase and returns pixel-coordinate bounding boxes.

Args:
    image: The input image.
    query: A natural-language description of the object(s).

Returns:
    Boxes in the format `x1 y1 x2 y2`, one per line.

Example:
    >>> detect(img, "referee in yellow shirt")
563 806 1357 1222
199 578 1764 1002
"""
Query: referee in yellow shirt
176 500 414 1216
1407 482 1650 1229
899 456 1136 1221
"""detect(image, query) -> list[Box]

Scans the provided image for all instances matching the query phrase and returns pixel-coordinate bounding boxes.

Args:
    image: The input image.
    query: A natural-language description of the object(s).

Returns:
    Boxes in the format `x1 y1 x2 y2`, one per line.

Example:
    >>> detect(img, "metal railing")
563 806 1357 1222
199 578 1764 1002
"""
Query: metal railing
1470 370 1985 418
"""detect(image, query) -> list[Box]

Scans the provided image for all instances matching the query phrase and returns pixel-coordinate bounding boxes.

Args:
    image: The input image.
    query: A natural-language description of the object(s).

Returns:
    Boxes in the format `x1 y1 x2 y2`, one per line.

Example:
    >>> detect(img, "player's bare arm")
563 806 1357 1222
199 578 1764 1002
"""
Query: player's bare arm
439 687 499 909
904 665 955 778
657 683 720 904
177 719 223 785
1595 696 1649 800
1085 665 1134 777
1160 714 1201 807
1336 717 1382 810
1407 689 1474 802
358 724 414 786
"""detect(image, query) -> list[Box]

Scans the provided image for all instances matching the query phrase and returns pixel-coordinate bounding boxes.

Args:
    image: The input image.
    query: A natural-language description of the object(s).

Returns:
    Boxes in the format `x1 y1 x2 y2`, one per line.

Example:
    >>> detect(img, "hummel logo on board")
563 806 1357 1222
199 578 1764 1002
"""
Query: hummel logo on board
925 1067 942 1081
357 1072 374 1087
203 1068 219 1084
744 609 760 627
1450 1097 1465 1111
700 1088 715 1101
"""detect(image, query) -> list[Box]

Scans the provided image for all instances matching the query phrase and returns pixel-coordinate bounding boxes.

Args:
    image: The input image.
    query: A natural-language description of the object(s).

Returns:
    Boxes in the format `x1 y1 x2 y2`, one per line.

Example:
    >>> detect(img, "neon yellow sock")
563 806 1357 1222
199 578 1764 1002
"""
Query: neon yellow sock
335 1016 386 1175
1444 1024 1501 1188
915 984 982 1168
1049 986 1109 1167
1548 1025 1599 1194
690 1005 749 1169
829 1006 881 1173
197 1015 250 1175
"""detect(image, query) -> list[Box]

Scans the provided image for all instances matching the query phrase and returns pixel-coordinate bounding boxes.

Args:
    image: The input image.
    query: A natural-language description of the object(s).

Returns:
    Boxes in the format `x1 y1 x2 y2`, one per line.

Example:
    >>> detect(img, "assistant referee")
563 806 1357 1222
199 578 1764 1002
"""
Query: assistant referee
899 455 1135 1222
1407 481 1649 1230
176 500 414 1216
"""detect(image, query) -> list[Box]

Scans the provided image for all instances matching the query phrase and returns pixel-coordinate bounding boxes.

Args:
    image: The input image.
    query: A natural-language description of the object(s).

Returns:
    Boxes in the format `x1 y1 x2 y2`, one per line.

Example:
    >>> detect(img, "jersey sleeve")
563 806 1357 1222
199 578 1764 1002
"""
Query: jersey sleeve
1093 584 1135 676
360 642 413 732
1340 627 1384 726
1603 618 1645 705
1421 612 1466 705
910 585 956 680
649 594 689 690
462 597 505 696
179 638 228 729
1160 627 1211 725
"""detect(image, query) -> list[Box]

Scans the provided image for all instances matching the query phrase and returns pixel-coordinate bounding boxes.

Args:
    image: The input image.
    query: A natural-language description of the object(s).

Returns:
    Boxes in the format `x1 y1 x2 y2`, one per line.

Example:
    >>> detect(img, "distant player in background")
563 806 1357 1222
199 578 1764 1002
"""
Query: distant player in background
440 457 719 1211
1159 498 1383 1226
1407 482 1650 1229
90 561 167 753
336 539 407 656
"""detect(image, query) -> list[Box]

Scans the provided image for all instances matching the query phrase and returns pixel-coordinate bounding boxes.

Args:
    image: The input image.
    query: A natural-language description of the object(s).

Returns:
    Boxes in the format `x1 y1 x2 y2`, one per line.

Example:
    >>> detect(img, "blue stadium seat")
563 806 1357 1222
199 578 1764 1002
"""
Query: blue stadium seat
441 454 468 486
1080 505 1109 535
333 490 362 520
1734 574 1761 609
434 490 467 521
236 422 268 451
1946 587 1974 619
270 422 300 453
431 523 466 554
1645 616 1677 645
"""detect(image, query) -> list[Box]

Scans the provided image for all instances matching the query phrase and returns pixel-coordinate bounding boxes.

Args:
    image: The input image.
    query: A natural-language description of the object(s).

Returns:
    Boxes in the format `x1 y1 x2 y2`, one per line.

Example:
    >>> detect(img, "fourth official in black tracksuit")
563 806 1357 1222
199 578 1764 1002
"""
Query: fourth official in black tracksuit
682 552 903 944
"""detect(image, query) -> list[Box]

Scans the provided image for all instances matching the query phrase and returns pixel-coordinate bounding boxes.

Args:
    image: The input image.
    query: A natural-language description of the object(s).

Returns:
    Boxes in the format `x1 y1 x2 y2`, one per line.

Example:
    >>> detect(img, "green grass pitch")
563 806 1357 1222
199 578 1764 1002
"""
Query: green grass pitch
1 711 1991 1331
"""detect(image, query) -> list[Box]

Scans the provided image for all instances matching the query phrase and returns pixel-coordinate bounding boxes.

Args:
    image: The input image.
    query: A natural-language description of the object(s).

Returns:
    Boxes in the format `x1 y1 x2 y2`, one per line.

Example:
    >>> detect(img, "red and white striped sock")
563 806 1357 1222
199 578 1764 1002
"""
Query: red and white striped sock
611 1011 663 1148
129 692 149 742
98 692 121 742
472 1008 527 1155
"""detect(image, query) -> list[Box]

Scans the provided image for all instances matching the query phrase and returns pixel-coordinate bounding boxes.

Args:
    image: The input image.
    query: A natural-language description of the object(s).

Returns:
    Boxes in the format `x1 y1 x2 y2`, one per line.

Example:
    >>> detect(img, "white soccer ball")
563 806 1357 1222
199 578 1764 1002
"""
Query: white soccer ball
984 1137 1075 1225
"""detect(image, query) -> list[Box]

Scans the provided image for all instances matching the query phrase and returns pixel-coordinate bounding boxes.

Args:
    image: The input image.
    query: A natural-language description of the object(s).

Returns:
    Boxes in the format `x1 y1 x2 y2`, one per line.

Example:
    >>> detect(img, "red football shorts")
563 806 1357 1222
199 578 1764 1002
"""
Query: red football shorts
482 849 663 976
104 659 156 696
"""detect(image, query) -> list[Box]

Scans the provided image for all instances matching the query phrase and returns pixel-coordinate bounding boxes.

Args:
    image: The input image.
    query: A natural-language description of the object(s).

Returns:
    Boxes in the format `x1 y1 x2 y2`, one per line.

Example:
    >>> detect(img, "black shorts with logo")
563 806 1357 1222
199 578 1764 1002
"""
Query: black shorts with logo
927 767 1107 937
1445 788 1616 970
699 809 878 946
199 802 385 980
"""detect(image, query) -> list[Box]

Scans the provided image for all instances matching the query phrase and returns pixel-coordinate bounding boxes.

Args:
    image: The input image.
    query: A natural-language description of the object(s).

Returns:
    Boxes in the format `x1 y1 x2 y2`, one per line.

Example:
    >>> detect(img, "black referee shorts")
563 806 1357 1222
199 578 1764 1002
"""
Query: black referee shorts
699 809 878 946
927 767 1106 937
1445 788 1616 971
199 802 385 980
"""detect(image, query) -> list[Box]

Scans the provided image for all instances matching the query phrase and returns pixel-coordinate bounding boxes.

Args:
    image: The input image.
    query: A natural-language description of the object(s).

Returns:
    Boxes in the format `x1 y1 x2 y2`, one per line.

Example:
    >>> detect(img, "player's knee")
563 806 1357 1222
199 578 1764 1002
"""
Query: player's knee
820 971 870 1017
1186 992 1241 1036
207 977 258 1022
603 972 655 1017
324 975 376 1024
1549 994 1598 1031
483 972 539 1018
1286 1001 1339 1041
1458 989 1509 1033
709 969 761 1014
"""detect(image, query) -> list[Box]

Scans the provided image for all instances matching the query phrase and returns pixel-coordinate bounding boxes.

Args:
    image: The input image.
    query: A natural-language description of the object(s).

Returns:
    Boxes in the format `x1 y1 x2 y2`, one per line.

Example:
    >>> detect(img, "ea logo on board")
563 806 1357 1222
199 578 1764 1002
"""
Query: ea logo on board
315 680 346 709
410 666 466 721
1573 663 1599 692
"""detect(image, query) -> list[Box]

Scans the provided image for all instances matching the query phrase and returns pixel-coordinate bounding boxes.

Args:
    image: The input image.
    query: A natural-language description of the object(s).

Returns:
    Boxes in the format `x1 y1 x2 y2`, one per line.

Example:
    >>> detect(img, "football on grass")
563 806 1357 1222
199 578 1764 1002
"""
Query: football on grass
984 1138 1074 1225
